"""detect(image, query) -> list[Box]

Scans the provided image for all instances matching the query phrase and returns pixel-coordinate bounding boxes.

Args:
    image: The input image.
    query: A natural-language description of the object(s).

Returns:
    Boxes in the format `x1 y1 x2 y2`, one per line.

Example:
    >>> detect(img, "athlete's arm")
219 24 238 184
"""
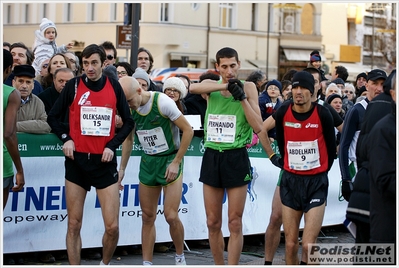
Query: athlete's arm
240 81 263 134
164 115 194 183
258 115 276 158
189 79 225 95
118 127 135 190
4 90 25 192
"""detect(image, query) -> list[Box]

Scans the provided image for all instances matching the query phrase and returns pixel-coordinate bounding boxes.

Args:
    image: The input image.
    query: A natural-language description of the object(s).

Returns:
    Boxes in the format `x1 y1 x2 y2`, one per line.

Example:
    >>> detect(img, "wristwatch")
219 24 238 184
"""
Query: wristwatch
61 133 68 140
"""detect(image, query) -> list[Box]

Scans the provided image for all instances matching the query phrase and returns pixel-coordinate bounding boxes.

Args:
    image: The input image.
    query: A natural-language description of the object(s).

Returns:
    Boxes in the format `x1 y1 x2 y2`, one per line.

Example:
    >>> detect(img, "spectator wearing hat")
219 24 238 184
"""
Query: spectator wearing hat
133 67 151 91
163 77 187 114
308 50 327 81
355 85 368 103
354 72 367 96
258 79 282 139
331 78 345 91
13 65 51 134
5 42 44 96
258 71 336 265
339 69 387 245
32 18 73 76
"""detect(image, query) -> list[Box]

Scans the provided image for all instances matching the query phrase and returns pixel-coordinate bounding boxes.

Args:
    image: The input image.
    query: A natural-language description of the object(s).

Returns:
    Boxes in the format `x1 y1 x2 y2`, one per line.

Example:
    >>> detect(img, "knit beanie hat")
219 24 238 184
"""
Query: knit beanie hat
163 77 187 99
40 18 57 37
331 77 345 86
292 71 315 95
133 68 150 89
266 79 282 93
326 93 342 105
358 85 367 97
356 72 367 81
310 50 321 62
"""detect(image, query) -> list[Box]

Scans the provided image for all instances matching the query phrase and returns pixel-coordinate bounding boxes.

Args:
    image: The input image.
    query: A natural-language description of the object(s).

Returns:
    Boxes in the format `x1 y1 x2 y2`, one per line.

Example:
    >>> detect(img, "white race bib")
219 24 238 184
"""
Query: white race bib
287 139 320 170
80 106 113 136
136 127 169 155
206 114 236 143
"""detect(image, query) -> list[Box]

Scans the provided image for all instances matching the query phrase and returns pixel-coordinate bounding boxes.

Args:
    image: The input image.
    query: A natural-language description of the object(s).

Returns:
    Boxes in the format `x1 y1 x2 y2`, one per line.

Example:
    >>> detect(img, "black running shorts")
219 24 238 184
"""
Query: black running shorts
65 151 118 191
280 171 328 212
199 147 252 188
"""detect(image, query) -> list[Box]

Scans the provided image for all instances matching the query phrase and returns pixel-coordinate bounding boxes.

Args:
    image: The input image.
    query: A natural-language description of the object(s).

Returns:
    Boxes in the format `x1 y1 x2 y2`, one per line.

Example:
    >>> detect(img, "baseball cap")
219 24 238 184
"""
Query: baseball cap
367 69 387 82
14 64 35 78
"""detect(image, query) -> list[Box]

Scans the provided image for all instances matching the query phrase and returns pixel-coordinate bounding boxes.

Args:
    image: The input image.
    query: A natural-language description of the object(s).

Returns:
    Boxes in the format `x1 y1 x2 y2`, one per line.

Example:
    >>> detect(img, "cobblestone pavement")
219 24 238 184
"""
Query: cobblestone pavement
3 225 354 265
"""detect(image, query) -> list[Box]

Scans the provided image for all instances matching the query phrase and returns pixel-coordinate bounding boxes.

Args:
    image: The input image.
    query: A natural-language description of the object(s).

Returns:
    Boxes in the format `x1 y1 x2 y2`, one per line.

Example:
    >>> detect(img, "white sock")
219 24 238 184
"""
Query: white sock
175 253 185 261
100 260 110 265
143 260 153 266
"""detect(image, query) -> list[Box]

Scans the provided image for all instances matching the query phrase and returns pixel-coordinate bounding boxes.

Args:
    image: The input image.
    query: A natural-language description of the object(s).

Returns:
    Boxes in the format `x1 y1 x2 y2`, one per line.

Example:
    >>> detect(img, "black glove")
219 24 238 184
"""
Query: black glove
270 154 283 169
227 79 246 101
341 180 353 202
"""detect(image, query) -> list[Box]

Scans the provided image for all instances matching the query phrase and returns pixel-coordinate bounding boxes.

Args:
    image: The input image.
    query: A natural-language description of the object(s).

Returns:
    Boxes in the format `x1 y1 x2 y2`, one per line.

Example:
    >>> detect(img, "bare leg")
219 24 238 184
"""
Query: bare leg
203 184 225 265
65 180 87 265
163 177 185 255
264 186 282 263
139 183 162 263
282 204 302 265
96 182 121 264
301 203 326 263
226 184 247 265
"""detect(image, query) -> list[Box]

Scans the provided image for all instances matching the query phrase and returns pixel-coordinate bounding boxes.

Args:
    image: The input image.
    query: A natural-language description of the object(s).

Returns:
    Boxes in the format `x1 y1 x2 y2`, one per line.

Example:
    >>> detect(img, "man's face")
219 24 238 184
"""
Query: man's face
331 68 338 80
82 53 103 82
292 86 312 106
103 49 116 67
356 76 366 88
215 57 240 83
366 79 385 100
12 76 34 100
310 72 320 100
64 52 77 72
10 47 28 68
136 78 148 91
137 51 151 72
53 71 74 93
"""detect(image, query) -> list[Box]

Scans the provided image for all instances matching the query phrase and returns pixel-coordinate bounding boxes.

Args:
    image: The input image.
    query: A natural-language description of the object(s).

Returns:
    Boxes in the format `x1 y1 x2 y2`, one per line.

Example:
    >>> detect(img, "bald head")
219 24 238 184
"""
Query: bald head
119 76 144 110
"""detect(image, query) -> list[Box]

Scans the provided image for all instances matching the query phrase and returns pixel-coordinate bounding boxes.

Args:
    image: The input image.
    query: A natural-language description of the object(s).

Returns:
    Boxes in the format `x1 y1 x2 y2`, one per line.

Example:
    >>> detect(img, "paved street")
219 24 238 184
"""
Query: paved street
5 225 354 265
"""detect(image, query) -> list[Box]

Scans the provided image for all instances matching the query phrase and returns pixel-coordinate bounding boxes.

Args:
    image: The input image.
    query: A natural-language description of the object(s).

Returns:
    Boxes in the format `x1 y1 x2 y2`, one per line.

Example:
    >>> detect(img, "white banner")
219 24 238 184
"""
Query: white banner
3 135 347 253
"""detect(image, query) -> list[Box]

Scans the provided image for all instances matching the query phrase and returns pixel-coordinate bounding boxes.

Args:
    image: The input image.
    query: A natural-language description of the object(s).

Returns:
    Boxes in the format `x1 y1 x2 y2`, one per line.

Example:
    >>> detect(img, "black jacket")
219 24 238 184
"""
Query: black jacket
346 92 393 224
368 102 396 242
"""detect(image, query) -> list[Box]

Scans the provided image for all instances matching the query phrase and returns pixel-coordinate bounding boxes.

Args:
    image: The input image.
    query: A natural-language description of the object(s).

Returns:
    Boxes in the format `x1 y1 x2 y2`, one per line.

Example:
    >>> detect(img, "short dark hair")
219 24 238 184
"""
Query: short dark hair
175 74 191 87
10 42 34 65
216 47 239 65
335 65 349 82
281 69 298 82
53 67 74 79
115 61 135 76
137 47 154 74
3 42 11 50
199 71 220 82
82 44 106 64
99 41 117 58
303 67 321 81
246 70 266 84
3 48 13 72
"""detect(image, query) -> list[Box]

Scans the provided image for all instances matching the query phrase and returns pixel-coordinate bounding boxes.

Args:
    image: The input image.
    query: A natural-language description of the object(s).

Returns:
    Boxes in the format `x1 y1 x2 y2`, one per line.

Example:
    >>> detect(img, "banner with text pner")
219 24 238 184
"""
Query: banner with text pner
3 133 347 253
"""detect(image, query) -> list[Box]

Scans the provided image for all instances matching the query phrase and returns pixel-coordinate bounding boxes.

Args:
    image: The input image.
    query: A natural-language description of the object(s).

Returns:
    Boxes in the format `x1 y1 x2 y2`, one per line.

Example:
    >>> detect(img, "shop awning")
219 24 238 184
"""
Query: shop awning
283 48 326 61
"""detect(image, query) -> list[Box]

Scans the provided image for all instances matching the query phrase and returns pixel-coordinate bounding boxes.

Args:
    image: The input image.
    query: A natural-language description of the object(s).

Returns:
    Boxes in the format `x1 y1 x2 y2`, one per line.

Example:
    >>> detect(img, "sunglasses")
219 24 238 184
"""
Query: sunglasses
345 90 354 94
107 55 114 60
42 64 49 69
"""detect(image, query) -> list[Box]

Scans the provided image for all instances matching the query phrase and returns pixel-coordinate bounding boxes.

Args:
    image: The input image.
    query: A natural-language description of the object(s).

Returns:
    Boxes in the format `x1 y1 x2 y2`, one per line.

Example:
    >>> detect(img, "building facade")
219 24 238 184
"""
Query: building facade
3 3 394 81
